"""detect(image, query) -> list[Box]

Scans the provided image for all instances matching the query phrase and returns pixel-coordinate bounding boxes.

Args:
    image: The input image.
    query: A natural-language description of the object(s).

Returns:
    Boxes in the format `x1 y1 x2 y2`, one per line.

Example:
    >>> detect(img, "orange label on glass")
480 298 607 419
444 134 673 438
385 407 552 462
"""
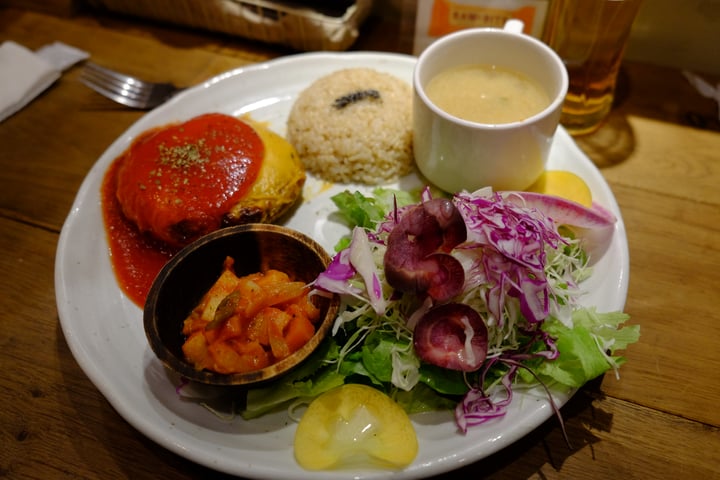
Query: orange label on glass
428 0 537 36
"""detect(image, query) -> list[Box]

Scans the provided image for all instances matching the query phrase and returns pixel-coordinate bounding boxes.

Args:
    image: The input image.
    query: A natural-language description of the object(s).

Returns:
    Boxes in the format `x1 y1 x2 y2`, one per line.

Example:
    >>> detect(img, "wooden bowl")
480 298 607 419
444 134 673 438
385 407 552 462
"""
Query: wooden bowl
143 223 339 386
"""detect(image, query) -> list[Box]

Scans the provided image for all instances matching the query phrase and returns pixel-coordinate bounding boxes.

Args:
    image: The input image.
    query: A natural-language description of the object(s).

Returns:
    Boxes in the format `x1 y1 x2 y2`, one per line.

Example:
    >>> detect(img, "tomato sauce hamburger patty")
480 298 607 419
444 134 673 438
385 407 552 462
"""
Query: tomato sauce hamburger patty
115 112 266 247
103 112 306 306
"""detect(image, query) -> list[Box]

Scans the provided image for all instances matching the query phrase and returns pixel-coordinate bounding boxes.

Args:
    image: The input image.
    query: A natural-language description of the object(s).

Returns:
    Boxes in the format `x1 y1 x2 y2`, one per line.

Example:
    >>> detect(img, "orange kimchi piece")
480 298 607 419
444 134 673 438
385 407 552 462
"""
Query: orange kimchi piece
181 257 321 374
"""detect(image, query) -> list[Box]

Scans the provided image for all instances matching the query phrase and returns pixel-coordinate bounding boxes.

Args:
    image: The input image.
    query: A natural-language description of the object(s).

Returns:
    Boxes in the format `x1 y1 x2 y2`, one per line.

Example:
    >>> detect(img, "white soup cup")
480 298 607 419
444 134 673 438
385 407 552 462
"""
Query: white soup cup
413 24 569 193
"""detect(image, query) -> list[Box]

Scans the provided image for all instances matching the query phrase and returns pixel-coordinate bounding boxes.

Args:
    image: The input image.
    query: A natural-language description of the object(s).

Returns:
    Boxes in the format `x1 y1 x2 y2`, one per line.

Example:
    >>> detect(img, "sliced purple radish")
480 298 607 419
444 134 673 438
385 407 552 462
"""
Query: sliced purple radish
420 197 467 252
384 198 467 301
501 191 616 264
414 303 488 372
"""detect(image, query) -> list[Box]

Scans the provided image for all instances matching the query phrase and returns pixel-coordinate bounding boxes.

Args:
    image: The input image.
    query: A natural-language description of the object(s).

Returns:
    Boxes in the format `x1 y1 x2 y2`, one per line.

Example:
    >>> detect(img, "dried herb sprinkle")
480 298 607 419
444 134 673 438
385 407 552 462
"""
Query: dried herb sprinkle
157 138 210 169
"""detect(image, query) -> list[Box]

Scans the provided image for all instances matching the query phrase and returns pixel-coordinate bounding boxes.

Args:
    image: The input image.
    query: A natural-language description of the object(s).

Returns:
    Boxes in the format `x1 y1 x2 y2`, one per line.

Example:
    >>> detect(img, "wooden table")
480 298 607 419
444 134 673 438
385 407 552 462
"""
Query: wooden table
2 6 719 479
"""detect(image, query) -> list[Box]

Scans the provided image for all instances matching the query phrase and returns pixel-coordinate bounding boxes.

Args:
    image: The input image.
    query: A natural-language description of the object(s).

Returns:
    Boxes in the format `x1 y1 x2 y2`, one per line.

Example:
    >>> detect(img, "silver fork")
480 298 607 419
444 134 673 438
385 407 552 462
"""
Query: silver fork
79 62 184 109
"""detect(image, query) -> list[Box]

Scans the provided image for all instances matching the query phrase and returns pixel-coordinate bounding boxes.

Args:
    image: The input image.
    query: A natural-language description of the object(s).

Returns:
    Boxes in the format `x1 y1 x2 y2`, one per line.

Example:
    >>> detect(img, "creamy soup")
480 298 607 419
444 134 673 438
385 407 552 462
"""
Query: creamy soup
425 64 550 124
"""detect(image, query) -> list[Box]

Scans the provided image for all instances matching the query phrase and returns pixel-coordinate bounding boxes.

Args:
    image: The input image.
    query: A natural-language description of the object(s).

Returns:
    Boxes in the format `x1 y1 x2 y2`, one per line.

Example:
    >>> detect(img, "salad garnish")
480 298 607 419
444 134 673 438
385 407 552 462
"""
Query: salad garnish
233 186 639 434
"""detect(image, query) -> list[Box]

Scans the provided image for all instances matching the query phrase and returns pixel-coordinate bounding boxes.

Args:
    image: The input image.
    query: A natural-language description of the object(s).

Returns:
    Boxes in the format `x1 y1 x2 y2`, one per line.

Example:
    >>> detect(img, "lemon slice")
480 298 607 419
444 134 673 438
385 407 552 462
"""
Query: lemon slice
526 170 593 207
294 384 418 471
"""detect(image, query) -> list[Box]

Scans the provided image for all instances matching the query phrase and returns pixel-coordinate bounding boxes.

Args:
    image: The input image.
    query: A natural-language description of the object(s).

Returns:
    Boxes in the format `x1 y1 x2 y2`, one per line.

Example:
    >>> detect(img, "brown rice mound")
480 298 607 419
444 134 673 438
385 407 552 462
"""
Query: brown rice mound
286 68 413 185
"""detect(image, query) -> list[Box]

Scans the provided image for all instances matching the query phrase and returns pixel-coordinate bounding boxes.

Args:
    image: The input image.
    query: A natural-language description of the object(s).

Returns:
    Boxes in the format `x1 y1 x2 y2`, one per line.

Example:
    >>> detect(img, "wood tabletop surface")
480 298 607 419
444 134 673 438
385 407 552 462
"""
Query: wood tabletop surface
1 5 719 480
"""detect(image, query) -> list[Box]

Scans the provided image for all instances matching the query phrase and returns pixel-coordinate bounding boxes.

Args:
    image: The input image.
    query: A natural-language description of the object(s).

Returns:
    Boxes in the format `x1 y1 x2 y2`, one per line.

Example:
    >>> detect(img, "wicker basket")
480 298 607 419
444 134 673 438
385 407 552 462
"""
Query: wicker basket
86 0 374 51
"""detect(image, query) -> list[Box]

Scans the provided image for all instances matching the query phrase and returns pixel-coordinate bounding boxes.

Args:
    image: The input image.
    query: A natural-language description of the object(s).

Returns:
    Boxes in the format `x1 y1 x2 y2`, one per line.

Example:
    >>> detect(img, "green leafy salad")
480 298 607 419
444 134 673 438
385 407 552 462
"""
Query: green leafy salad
239 186 639 432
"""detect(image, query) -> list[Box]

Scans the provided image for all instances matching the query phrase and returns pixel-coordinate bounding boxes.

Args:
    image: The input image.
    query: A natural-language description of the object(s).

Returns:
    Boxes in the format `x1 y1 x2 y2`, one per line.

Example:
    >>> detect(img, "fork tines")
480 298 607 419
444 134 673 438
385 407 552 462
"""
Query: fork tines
79 62 179 109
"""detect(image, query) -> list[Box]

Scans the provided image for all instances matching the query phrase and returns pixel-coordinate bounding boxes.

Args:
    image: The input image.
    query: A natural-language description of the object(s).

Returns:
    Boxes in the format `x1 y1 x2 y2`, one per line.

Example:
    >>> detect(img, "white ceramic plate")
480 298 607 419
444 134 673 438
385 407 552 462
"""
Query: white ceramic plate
55 52 629 479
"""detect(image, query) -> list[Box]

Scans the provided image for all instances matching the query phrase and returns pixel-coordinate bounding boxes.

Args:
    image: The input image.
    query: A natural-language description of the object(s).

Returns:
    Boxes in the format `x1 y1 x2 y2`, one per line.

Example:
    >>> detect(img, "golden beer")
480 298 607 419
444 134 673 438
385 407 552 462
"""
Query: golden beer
543 0 643 135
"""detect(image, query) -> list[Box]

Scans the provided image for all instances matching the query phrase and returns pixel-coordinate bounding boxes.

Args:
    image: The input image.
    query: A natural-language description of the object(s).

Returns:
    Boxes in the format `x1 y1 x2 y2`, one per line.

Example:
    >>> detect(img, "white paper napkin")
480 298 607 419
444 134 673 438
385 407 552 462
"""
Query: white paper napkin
0 41 89 123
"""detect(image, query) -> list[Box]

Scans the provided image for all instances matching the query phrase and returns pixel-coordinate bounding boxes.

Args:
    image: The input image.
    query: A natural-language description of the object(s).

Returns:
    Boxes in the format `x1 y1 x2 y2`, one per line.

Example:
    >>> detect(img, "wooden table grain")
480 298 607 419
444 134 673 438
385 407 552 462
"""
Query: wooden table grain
1 6 719 480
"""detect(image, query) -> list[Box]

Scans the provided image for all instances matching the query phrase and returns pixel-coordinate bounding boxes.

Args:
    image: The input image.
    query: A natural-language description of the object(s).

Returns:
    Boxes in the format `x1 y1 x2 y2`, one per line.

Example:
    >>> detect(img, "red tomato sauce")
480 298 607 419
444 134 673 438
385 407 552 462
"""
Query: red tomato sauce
101 113 264 307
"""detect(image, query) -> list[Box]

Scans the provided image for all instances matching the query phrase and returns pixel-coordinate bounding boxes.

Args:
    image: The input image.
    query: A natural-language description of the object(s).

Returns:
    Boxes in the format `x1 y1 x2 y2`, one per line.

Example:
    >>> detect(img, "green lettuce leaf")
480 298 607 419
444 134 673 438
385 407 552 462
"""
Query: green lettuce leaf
241 339 346 419
331 190 386 230
393 382 458 414
331 188 419 230
538 308 640 388
418 364 470 396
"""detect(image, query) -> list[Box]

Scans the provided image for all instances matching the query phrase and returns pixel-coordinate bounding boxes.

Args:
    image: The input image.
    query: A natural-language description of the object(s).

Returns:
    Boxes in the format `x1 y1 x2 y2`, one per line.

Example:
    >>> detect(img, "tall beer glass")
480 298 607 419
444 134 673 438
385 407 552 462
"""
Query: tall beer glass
543 0 643 135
